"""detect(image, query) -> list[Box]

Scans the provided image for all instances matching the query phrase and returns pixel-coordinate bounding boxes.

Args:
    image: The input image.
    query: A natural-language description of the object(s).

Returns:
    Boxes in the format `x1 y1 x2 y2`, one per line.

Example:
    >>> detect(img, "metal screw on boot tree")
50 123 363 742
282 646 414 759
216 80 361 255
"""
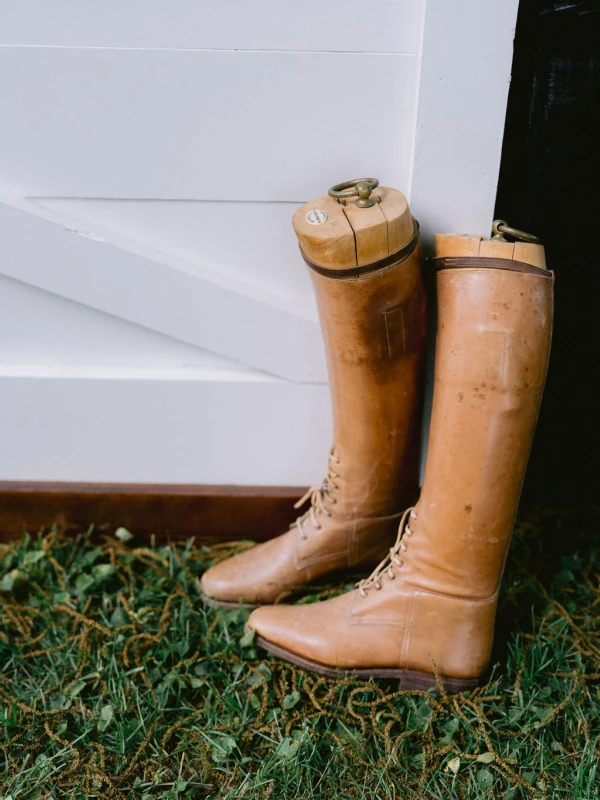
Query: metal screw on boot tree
491 219 541 244
247 219 554 693
201 179 427 608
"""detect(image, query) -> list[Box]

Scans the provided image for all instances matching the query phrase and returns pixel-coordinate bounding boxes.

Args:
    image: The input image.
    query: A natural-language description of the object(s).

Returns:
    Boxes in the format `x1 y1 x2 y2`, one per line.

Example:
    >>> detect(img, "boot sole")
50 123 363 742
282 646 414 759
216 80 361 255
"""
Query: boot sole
253 633 480 694
202 594 259 612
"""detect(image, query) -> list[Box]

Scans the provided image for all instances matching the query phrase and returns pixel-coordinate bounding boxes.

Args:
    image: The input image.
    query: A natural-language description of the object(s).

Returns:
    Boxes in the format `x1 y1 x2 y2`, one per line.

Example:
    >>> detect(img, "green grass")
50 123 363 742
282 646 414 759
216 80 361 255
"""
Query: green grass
0 508 599 799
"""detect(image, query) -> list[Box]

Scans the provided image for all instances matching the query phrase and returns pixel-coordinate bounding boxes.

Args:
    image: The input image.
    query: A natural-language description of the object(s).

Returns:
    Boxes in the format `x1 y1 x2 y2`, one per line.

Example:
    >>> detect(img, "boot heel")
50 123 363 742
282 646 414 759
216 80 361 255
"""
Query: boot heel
396 669 480 695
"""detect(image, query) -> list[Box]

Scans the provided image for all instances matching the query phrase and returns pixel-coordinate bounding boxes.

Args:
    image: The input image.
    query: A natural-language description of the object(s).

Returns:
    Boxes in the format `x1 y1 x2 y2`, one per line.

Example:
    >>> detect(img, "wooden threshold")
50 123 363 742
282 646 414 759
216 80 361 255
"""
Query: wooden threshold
0 482 306 543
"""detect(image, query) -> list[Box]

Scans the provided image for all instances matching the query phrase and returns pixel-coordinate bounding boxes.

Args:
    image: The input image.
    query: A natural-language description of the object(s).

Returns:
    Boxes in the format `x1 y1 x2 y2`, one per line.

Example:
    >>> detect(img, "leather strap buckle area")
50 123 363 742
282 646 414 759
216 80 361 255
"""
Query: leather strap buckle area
429 256 552 278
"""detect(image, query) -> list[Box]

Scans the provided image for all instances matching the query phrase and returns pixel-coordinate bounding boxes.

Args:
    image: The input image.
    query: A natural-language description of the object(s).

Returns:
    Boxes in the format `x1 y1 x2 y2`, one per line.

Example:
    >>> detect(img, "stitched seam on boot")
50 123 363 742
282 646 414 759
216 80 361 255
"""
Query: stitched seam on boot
349 587 412 628
400 591 418 669
382 306 406 358
353 511 407 524
296 551 348 570
348 518 358 566
349 615 411 628
403 585 500 605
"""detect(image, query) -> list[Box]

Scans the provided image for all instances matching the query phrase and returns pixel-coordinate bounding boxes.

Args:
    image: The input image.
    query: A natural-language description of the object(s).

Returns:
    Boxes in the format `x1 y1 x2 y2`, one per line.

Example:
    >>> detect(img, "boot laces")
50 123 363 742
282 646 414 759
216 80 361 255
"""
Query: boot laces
357 507 417 596
291 448 340 541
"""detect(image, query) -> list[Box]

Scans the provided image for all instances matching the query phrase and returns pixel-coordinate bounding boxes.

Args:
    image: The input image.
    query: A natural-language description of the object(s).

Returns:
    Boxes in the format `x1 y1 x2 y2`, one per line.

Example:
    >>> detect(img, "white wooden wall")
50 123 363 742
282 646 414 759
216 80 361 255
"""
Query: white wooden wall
0 0 519 485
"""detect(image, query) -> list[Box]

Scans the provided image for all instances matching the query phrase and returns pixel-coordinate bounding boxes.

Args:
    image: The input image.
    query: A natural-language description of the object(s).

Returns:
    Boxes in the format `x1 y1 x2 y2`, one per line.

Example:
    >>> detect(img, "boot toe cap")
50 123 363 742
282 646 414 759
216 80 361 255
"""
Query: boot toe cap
201 532 300 605
200 559 244 604
247 593 353 668
200 551 265 605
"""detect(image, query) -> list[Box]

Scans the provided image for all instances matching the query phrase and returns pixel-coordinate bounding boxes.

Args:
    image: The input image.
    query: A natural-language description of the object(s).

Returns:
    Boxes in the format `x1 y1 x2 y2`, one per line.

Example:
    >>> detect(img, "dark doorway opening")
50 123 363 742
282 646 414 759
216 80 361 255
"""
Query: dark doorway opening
495 0 600 505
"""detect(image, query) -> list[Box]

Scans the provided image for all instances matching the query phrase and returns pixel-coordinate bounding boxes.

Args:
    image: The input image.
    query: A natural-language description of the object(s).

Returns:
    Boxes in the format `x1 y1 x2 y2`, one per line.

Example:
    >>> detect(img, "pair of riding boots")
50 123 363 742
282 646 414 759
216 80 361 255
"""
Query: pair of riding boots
201 184 553 692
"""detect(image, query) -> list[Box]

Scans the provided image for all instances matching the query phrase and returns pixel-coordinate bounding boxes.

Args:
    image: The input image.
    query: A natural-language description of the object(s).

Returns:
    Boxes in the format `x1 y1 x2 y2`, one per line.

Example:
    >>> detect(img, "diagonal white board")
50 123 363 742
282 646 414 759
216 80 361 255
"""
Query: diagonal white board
0 193 327 383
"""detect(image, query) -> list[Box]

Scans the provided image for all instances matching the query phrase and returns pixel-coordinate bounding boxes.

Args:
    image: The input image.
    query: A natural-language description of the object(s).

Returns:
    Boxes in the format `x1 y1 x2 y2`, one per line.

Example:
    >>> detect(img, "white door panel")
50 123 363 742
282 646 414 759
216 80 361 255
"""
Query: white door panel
0 374 331 485
0 194 327 383
0 0 422 54
410 0 520 238
0 0 520 485
0 47 417 201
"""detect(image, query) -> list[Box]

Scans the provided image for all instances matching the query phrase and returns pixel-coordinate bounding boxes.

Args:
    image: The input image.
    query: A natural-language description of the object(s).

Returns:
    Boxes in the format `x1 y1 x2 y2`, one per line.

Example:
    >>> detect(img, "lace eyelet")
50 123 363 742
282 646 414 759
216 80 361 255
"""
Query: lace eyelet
353 506 413 596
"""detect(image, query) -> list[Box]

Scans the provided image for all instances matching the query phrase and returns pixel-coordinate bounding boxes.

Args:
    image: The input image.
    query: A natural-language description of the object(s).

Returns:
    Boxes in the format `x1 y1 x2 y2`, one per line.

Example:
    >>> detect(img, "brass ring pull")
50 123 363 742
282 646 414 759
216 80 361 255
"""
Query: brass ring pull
328 178 380 208
492 220 541 244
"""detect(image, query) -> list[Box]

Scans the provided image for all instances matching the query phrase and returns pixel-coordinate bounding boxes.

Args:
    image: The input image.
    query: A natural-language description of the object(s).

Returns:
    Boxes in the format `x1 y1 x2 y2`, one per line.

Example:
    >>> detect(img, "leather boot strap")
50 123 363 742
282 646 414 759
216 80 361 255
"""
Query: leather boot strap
430 255 552 278
301 220 421 280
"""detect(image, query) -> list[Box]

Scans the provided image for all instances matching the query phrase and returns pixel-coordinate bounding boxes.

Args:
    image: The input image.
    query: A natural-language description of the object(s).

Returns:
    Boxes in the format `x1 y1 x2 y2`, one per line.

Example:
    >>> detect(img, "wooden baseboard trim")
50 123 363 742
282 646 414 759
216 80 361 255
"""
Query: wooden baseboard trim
0 482 307 543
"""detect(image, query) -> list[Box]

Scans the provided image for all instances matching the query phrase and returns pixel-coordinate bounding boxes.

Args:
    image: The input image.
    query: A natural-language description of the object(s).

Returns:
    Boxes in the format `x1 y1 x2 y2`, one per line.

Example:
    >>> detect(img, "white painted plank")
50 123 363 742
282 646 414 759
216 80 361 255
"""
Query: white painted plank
0 372 331 485
0 47 416 201
0 0 423 54
0 274 265 377
37 199 317 309
0 195 328 383
409 0 519 240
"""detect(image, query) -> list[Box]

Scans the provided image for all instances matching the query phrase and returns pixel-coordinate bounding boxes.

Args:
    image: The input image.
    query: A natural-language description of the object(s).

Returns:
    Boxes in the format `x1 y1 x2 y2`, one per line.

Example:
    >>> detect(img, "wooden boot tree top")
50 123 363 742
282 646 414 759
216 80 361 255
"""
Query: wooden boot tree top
292 183 414 271
434 232 547 269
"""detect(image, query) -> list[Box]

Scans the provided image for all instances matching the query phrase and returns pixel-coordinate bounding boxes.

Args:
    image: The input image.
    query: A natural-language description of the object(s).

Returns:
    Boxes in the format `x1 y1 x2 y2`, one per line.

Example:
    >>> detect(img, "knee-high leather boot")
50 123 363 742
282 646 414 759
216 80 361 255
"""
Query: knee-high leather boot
246 229 553 691
201 181 427 607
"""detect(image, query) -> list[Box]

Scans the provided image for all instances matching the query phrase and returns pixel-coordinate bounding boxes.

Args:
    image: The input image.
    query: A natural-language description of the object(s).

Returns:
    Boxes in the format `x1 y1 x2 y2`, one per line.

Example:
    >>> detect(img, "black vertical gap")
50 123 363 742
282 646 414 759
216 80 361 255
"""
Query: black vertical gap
495 0 600 505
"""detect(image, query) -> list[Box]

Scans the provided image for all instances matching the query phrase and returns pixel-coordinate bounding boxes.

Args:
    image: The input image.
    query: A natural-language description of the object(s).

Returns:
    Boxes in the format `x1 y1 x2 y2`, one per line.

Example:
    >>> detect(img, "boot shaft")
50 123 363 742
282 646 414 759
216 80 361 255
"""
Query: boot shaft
316 232 554 680
406 235 554 601
293 185 427 519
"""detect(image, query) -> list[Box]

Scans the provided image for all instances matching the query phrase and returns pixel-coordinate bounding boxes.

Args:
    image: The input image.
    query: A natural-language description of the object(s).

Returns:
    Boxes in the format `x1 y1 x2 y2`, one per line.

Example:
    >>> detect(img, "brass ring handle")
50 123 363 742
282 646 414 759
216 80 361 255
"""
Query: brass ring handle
492 219 541 244
328 178 380 208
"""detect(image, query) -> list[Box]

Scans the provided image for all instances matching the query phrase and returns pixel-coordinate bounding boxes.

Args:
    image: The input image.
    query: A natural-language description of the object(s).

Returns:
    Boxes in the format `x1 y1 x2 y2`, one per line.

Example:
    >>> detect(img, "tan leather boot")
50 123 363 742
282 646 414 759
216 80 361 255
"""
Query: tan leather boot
246 229 554 691
201 181 427 608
